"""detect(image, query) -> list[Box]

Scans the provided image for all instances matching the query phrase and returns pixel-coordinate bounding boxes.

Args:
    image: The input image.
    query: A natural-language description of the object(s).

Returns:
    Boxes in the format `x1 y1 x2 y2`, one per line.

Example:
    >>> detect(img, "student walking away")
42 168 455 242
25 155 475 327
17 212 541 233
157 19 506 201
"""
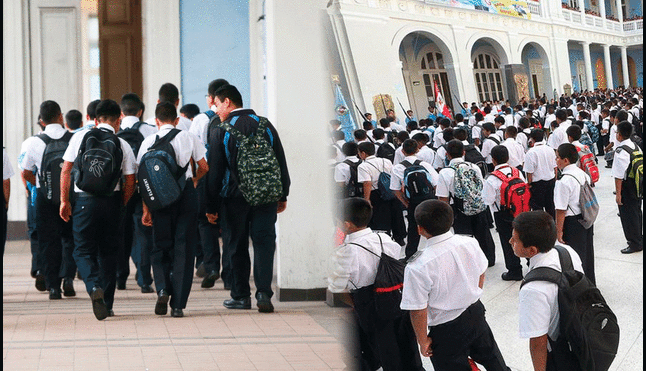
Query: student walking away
481 123 502 173
329 198 424 371
502 126 525 171
483 146 529 281
597 108 611 156
19 101 75 300
189 79 231 289
179 104 200 121
145 83 193 132
138 102 209 318
77 99 101 132
64 110 83 132
612 121 643 254
401 200 510 371
3 148 14 254
554 143 596 284
566 125 599 186
513 211 619 371
335 142 363 199
524 129 557 218
454 127 487 177
205 84 290 313
390 139 439 259
374 128 396 163
547 110 572 150
59 99 137 320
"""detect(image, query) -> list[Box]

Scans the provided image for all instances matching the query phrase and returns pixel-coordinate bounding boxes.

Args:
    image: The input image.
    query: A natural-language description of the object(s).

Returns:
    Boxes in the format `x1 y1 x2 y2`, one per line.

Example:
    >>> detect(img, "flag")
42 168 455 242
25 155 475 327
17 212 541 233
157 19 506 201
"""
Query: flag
434 80 452 119
334 84 357 142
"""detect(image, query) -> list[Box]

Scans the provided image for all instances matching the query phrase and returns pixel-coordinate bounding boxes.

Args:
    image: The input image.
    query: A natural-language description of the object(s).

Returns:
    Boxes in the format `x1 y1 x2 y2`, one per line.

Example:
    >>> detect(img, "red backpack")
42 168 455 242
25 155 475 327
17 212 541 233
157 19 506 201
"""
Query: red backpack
491 166 531 217
576 145 600 184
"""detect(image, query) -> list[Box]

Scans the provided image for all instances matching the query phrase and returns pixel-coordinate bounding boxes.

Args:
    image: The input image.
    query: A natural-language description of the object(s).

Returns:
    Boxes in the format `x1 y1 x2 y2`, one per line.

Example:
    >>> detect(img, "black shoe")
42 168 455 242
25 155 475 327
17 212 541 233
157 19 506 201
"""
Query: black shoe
141 284 154 294
155 289 170 315
201 271 220 288
223 297 251 310
501 271 523 281
35 271 46 292
195 263 206 278
117 281 126 290
91 287 109 321
170 308 184 318
30 270 37 279
63 278 76 297
49 288 62 300
256 293 274 313
621 246 643 254
107 310 115 317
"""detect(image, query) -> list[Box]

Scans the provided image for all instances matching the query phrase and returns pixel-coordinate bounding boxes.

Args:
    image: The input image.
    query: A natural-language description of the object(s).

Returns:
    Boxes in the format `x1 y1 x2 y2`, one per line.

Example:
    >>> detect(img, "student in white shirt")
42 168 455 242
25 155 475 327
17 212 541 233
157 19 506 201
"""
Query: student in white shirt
547 110 571 149
502 126 525 170
145 83 193 132
481 122 502 172
471 113 485 148
401 200 510 371
412 133 437 166
335 142 362 198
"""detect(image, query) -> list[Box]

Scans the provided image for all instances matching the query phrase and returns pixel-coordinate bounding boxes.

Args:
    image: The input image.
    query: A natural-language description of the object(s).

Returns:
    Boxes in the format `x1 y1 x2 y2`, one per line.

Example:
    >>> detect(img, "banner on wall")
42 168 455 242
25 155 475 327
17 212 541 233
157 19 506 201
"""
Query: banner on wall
427 0 532 20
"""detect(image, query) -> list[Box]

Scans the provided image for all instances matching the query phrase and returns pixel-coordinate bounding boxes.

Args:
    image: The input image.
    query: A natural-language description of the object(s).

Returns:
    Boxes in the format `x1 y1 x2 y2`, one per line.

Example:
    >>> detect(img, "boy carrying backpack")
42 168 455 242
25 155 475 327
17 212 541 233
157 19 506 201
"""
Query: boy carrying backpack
334 142 363 198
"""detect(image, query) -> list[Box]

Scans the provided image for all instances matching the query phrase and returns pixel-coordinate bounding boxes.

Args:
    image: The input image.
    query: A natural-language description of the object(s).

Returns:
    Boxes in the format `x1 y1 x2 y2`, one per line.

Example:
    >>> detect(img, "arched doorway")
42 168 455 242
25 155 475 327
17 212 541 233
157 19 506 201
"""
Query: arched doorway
520 42 552 99
616 56 637 87
470 38 509 104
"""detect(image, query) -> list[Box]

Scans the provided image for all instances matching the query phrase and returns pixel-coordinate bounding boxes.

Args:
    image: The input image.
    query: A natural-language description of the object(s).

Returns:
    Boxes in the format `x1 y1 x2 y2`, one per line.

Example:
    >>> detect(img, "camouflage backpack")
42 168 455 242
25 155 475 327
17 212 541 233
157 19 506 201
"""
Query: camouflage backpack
221 115 283 206
450 162 487 216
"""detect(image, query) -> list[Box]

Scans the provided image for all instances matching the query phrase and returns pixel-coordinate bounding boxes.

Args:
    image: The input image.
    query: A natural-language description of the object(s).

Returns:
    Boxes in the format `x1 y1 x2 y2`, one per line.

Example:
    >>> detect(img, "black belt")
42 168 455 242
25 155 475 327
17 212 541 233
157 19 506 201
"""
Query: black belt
75 191 121 198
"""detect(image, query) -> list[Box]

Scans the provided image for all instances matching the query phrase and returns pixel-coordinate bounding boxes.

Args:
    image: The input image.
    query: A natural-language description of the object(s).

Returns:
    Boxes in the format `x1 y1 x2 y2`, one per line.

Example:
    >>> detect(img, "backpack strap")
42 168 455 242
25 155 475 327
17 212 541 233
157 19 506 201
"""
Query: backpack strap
347 242 381 258
413 159 422 166
401 160 412 168
552 245 574 273
37 133 52 145
132 121 145 131
204 110 216 120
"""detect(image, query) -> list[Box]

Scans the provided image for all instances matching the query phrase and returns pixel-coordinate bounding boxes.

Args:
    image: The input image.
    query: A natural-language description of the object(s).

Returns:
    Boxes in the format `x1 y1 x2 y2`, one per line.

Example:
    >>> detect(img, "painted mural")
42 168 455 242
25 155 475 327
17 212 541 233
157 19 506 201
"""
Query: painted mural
595 58 606 89
429 0 532 19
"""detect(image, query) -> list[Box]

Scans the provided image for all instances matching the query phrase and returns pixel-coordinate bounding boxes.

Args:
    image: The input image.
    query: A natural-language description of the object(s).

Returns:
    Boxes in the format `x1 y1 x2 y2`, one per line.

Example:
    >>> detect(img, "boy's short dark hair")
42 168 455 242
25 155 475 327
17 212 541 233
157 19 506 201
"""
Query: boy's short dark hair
411 133 428 144
505 126 518 138
340 198 372 228
372 128 385 140
95 99 122 122
407 121 418 131
65 109 83 130
158 83 180 104
475 112 484 122
214 84 243 108
454 113 464 123
208 79 229 97
363 121 373 130
414 199 453 236
354 129 368 141
494 116 505 124
442 128 455 142
617 121 633 139
518 117 530 129
555 109 567 121
482 122 496 134
86 99 101 120
557 143 579 165
512 211 557 253
402 139 418 155
342 142 358 157
446 139 464 159
439 118 451 128
396 131 410 143
453 127 468 141
529 128 544 142
358 141 375 156
180 103 200 120
379 118 390 128
566 125 582 141
491 145 509 164
155 101 178 123
40 100 62 124
120 93 143 116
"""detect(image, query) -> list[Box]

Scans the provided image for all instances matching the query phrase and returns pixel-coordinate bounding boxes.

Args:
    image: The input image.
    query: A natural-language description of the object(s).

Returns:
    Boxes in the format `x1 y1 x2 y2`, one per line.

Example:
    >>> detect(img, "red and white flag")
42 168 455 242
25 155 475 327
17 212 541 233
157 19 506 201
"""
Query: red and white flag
434 80 452 119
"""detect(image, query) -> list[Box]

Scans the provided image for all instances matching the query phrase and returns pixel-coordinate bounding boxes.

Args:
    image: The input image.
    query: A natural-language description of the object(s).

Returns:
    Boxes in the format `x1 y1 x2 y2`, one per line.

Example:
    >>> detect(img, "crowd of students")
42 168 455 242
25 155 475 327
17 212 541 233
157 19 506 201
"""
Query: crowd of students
329 87 642 371
9 80 290 320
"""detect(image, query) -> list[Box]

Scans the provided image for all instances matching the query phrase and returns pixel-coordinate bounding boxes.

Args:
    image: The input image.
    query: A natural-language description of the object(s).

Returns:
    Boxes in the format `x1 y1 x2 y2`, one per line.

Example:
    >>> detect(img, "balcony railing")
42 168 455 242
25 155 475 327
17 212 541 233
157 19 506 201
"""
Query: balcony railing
623 19 644 33
527 1 540 17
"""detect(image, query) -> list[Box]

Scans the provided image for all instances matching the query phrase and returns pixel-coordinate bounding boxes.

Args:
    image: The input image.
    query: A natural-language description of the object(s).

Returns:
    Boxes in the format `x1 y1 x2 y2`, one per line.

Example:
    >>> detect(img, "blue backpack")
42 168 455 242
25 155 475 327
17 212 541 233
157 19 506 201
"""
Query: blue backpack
583 120 600 144
401 160 435 204
366 159 395 201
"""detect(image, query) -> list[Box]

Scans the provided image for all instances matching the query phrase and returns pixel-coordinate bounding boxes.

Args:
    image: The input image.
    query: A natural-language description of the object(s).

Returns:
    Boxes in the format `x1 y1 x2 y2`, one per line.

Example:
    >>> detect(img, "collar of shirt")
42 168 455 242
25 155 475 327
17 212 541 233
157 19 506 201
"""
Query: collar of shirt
158 124 175 132
85 120 96 127
121 115 140 129
572 140 583 148
345 156 359 162
426 230 454 246
618 138 633 147
461 140 469 146
365 155 377 161
345 228 373 244
44 123 64 134
97 123 115 133
562 163 579 175
534 141 546 146
403 155 418 163
448 157 465 166
528 249 556 271
493 163 511 171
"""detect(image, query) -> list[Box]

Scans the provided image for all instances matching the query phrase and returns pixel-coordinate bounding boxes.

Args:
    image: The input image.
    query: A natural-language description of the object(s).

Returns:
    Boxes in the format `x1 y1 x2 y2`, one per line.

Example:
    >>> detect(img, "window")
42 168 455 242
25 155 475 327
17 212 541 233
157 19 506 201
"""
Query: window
473 53 504 103
420 50 453 111
87 15 100 101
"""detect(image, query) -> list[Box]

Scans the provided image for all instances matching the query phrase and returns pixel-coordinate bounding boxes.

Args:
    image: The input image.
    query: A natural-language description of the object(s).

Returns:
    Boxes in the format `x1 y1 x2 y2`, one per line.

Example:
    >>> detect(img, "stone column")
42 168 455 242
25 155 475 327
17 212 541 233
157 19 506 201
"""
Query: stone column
579 0 586 24
581 41 595 92
615 0 624 22
599 0 606 26
602 44 614 89
620 46 630 87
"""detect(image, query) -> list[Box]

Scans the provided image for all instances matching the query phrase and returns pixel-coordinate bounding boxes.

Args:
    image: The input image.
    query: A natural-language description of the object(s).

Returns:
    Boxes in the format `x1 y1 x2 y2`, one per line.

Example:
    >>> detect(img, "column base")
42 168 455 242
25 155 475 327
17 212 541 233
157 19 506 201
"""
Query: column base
276 287 326 302
325 289 352 308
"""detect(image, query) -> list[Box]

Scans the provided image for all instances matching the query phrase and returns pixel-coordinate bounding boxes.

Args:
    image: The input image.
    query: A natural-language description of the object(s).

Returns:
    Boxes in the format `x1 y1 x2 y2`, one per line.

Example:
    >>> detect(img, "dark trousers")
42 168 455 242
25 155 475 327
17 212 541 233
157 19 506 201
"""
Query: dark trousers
563 215 595 285
618 181 643 250
453 207 496 266
494 210 522 275
596 131 607 155
36 192 73 290
368 192 405 244
195 177 226 280
150 183 197 310
117 193 139 284
132 201 153 287
405 200 425 259
530 179 556 218
221 197 277 300
428 300 509 371
59 233 76 279
72 193 121 310
27 188 42 276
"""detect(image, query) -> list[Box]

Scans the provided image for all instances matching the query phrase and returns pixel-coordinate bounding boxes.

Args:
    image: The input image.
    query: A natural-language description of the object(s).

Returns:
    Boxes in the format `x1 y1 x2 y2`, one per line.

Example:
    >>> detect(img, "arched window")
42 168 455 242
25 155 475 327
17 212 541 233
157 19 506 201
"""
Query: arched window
473 53 504 103
420 51 452 111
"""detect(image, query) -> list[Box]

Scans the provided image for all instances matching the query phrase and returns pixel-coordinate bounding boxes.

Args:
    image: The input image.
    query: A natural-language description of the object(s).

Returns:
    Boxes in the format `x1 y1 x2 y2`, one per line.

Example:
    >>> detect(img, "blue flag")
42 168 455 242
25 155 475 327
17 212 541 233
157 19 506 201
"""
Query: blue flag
334 84 357 142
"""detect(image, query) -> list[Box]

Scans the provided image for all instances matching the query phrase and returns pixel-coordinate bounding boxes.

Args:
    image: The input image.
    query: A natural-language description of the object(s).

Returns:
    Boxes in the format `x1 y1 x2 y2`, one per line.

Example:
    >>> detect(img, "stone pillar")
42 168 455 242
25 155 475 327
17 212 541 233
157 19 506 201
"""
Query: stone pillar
615 0 624 22
581 41 595 92
579 0 586 24
602 44 614 89
620 46 630 87
599 0 606 26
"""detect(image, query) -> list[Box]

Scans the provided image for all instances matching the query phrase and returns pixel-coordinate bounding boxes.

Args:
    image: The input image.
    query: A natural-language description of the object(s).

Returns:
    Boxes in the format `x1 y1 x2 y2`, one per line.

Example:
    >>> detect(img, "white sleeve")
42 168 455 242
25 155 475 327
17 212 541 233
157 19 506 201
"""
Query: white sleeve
400 264 431 311
18 137 38 172
518 286 553 339
62 131 86 163
482 177 497 206
119 139 137 176
435 170 451 198
357 163 371 183
3 149 15 179
390 165 404 191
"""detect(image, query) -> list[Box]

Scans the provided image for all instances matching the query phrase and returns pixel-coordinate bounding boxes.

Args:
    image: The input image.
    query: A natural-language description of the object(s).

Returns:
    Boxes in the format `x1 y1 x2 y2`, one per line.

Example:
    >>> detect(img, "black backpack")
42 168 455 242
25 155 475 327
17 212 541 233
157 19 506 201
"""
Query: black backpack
37 131 73 205
521 245 619 371
74 128 124 196
343 159 363 198
376 142 395 163
401 160 435 204
116 121 146 157
464 144 488 177
137 129 188 211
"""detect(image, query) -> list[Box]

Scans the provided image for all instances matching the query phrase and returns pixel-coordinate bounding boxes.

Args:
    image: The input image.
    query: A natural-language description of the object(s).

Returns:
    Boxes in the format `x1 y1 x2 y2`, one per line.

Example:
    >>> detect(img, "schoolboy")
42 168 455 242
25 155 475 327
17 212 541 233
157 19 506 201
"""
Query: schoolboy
330 198 423 371
139 102 209 317
523 129 557 218
334 142 362 198
502 126 525 170
481 122 502 173
60 99 137 320
512 211 584 371
401 199 510 371
145 83 193 131
547 110 571 149
64 110 83 132
179 104 200 120
82 99 101 131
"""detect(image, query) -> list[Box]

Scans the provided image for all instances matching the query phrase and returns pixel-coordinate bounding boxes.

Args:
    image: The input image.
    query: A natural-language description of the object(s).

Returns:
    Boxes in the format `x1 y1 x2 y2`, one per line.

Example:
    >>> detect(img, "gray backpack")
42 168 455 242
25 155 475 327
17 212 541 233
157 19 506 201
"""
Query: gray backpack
562 174 598 229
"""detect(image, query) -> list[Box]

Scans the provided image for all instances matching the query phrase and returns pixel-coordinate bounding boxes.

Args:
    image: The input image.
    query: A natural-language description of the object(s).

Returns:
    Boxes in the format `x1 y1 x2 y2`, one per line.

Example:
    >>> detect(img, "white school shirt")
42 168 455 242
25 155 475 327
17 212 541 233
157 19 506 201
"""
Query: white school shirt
481 133 502 164
18 124 69 187
503 138 525 168
328 228 401 291
393 147 405 165
334 155 361 185
517 130 530 152
400 231 488 326
435 157 484 200
601 117 611 132
609 124 620 148
120 115 157 139
611 139 637 180
146 115 193 132
433 145 448 169
358 156 392 190
468 115 477 128
591 110 600 126
504 114 514 128
544 113 556 129
483 163 526 211
554 164 590 216
62 123 137 192
3 148 15 180
471 124 483 144
334 140 346 162
417 145 437 166
484 113 496 124
137 124 206 179
433 128 448 149
519 244 584 341
547 120 571 149
389 155 439 191
188 106 217 145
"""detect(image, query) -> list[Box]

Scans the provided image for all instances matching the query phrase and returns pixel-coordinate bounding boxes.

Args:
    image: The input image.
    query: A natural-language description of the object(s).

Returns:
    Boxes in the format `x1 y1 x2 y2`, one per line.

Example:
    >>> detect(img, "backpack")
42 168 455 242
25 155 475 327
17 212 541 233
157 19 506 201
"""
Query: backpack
450 162 487 216
521 245 619 371
366 159 395 201
221 115 283 206
74 128 124 196
464 144 488 177
486 135 501 145
490 166 531 217
583 120 600 144
203 110 217 153
342 159 363 198
376 141 395 163
576 146 600 184
117 121 146 157
137 129 188 212
619 144 643 199
401 159 435 204
562 174 599 229
37 131 73 205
